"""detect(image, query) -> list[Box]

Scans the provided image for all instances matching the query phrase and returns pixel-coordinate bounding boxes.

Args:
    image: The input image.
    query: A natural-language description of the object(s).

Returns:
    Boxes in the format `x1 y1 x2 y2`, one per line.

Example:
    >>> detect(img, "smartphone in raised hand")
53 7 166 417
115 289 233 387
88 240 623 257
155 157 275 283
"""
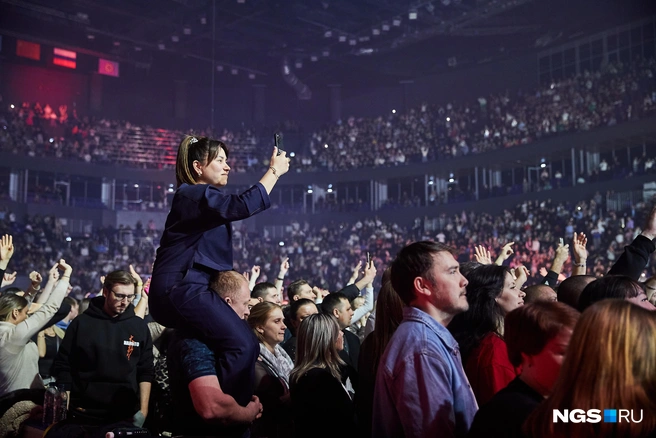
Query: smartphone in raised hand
274 132 285 156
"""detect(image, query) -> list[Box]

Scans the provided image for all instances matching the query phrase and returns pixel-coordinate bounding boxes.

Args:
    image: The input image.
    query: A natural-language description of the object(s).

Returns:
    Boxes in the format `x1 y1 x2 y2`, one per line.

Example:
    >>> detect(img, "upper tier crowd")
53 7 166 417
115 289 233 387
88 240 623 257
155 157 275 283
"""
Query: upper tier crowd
1 57 655 172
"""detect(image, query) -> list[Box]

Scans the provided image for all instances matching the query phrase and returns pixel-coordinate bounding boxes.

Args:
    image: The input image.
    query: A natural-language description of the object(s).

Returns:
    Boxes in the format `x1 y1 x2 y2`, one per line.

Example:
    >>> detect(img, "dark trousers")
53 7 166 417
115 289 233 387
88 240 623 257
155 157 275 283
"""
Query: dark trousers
149 267 258 406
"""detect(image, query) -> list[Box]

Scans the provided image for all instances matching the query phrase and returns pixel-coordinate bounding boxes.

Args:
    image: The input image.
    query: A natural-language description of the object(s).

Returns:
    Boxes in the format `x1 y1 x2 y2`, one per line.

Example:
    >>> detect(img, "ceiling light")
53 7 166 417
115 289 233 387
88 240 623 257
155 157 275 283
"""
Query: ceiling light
393 17 401 26
382 23 390 31
311 55 318 61
324 30 333 38
248 73 255 79
231 68 238 75
216 65 224 71
409 9 418 20
339 34 347 42
349 39 357 45
183 27 191 35
322 49 330 57
158 43 165 50
372 28 380 35
295 60 303 68
171 35 179 42
87 34 95 40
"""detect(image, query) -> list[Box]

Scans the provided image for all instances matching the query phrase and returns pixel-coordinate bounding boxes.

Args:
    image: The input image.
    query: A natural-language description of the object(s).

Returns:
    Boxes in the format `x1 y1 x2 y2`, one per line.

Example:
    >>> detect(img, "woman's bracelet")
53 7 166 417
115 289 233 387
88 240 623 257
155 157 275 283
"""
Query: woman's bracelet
269 166 280 179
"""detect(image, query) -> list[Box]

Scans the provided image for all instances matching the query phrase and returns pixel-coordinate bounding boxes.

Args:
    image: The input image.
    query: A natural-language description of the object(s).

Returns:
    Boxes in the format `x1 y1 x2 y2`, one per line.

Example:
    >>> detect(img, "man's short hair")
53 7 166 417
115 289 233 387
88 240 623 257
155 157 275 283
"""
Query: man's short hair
287 279 310 301
557 275 596 309
210 270 247 301
320 292 348 317
523 284 556 304
391 241 456 306
63 296 79 308
577 275 643 312
103 270 136 294
252 282 276 299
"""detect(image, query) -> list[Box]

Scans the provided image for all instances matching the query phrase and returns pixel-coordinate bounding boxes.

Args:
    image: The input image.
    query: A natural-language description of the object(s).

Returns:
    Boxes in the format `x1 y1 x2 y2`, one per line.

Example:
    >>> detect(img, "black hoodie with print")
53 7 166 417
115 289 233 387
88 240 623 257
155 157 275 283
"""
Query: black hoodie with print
52 296 154 423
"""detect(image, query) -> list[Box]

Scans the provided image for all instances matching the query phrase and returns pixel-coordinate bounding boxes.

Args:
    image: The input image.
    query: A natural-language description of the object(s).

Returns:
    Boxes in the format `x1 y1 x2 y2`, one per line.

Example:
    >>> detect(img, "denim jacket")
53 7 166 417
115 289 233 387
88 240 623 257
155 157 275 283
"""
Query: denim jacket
373 307 478 438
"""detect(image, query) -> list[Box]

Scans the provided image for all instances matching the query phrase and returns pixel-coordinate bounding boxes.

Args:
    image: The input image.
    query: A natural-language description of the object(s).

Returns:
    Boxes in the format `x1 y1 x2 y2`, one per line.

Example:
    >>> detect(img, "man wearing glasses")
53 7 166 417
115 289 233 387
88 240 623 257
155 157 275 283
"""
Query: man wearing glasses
52 270 154 435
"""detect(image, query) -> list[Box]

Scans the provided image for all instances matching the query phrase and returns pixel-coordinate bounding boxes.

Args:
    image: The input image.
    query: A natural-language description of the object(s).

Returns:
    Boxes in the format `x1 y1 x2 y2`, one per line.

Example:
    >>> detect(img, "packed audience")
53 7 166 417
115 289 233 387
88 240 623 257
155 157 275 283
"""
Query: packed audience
1 58 656 438
2 58 656 174
1 195 655 436
302 57 656 171
2 187 656 305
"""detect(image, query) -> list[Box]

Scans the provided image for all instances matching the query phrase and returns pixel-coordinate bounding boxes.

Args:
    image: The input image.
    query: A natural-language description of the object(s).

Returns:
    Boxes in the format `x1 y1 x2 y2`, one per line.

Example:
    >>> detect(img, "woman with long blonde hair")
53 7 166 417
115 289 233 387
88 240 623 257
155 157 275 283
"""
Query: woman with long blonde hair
523 299 656 438
290 313 357 438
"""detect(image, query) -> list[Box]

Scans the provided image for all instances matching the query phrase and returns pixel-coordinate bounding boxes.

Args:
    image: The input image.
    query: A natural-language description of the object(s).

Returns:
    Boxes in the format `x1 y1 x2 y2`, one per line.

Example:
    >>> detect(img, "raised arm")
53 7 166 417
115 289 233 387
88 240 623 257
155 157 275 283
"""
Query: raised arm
274 257 289 293
248 265 261 291
494 242 515 266
0 234 15 273
347 261 362 286
24 271 43 301
35 264 60 304
607 204 656 280
542 243 569 287
257 147 291 195
13 259 72 345
350 282 374 325
571 232 588 276
131 265 147 319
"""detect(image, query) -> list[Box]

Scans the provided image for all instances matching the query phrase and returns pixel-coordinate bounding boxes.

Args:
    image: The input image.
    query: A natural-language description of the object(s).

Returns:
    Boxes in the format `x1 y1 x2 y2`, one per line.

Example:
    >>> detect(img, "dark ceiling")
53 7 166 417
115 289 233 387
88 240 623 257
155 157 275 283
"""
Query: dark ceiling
1 0 654 88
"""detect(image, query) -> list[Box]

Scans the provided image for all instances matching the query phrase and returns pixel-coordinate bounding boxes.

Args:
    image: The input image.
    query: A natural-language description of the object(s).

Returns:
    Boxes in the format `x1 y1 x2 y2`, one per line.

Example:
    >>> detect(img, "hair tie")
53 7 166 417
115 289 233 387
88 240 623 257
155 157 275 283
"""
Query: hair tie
189 137 198 144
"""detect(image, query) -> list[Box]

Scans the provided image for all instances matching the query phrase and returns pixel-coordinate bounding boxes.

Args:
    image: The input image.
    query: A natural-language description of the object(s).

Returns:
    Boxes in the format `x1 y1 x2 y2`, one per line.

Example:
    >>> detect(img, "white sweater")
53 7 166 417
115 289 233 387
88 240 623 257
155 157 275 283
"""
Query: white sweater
0 279 69 396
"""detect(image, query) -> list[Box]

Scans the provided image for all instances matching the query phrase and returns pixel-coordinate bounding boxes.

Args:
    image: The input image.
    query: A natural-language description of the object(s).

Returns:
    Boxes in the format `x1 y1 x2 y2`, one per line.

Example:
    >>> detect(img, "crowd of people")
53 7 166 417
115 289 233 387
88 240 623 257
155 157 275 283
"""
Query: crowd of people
2 57 656 174
0 128 655 438
1 52 656 438
0 201 655 437
301 57 656 171
1 186 656 305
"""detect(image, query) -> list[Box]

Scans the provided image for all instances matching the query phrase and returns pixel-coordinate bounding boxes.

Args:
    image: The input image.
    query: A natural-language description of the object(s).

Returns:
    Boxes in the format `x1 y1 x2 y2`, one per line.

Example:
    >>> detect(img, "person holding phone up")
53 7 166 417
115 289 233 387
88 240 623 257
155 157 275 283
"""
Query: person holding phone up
149 135 290 419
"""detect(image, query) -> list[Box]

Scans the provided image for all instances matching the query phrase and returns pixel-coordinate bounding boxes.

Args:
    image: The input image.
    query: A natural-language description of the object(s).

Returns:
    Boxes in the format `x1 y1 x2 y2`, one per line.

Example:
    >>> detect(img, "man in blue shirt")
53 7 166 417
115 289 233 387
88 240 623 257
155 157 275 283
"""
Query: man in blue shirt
373 241 478 438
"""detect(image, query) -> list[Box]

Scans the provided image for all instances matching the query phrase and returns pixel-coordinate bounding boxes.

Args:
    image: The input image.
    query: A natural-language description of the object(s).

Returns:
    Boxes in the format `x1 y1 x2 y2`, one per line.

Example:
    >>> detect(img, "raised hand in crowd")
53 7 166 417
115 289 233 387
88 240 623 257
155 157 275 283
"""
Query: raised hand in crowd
0 234 15 270
551 241 570 275
641 203 656 240
278 257 290 280
347 260 363 285
35 263 60 304
495 241 515 266
248 265 261 291
572 232 588 276
514 265 530 290
354 258 377 291
57 259 73 279
25 271 43 298
130 264 148 318
313 286 329 300
474 245 493 265
274 257 290 293
1 271 17 288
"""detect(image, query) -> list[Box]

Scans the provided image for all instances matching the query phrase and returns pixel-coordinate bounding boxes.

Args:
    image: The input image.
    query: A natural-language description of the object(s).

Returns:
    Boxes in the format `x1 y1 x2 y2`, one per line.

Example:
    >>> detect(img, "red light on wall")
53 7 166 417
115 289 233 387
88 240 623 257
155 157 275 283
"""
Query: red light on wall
16 40 40 60
53 47 77 69
53 58 76 69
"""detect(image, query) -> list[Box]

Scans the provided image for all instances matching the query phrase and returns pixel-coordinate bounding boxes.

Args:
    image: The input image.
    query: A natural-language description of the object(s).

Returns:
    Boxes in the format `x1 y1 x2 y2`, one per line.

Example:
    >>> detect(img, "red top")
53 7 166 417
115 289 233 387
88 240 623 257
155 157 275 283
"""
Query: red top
464 332 521 405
